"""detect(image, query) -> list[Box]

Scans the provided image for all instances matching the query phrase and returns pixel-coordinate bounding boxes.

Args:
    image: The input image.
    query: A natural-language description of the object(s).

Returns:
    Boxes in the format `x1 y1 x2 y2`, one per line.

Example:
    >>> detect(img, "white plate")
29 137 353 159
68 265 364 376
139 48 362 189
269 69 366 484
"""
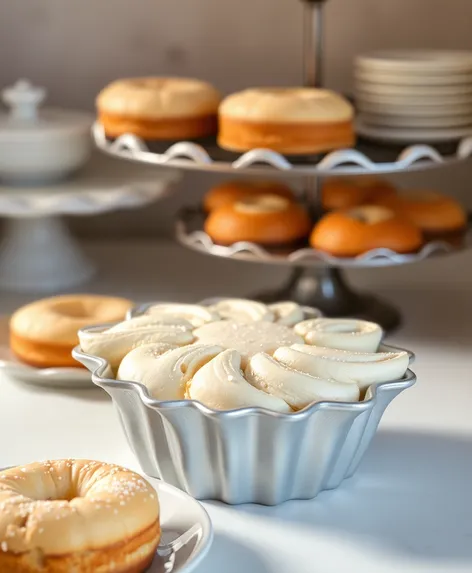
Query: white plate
147 478 213 573
0 317 93 389
356 50 472 74
355 91 472 107
356 100 472 117
0 468 213 573
355 69 472 86
355 82 472 97
356 116 472 144
360 112 472 129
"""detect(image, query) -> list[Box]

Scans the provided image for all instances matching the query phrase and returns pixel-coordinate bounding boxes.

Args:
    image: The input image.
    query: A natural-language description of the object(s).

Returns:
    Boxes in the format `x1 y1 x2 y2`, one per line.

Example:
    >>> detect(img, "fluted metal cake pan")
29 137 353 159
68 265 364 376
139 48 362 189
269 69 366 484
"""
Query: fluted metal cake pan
73 305 416 506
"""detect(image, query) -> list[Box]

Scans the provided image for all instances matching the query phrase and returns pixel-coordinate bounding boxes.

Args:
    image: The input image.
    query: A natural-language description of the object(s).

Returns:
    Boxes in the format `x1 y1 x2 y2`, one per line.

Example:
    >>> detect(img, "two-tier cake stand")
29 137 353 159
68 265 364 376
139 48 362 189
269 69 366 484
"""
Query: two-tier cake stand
92 0 472 330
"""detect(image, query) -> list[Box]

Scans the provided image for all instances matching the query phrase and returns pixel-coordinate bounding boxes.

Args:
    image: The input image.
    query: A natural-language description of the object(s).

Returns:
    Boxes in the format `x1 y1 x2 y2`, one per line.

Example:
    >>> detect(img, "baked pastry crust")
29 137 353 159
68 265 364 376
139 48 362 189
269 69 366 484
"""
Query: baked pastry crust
99 111 217 141
322 177 397 211
372 190 467 234
218 88 355 154
97 77 221 140
203 180 294 212
204 195 312 246
310 205 423 256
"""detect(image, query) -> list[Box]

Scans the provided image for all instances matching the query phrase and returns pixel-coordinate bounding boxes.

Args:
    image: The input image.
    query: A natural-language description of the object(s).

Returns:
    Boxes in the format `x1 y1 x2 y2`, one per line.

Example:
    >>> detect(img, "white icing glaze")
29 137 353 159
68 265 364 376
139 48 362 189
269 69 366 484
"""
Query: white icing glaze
118 344 223 400
268 301 305 326
276 345 409 391
145 303 220 327
245 352 360 409
79 315 195 368
208 299 274 323
194 320 302 365
294 318 382 352
188 349 291 412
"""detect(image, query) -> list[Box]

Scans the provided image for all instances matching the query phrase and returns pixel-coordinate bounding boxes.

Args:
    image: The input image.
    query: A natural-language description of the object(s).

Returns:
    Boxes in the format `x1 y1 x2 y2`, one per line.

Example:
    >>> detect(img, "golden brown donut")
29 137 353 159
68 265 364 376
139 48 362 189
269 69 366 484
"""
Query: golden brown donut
310 205 423 257
322 177 397 211
97 77 221 140
0 460 160 573
10 295 132 369
218 88 355 154
203 180 295 212
372 189 467 234
205 195 312 247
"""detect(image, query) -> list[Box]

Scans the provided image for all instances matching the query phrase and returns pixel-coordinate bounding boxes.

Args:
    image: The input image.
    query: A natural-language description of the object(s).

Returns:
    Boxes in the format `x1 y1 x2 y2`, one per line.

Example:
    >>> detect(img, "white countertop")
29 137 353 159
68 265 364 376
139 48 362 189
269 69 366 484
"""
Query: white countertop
1 240 471 573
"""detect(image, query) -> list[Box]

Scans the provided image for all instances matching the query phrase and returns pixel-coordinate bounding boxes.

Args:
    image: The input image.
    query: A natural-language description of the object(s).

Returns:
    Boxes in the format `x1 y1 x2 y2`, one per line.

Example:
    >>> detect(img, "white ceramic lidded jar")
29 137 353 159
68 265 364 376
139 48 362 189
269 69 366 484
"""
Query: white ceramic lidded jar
0 80 93 184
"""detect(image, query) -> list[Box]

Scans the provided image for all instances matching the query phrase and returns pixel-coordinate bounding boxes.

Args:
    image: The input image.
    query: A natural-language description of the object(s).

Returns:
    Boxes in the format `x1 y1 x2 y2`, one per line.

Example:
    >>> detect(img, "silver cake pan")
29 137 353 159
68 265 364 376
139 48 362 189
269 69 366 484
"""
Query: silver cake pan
73 303 416 505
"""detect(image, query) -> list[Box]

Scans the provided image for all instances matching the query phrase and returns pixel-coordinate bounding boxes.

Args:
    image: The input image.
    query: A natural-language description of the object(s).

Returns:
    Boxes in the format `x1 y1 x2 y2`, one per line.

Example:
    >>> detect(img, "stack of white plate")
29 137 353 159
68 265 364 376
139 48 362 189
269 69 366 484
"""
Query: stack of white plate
354 50 472 143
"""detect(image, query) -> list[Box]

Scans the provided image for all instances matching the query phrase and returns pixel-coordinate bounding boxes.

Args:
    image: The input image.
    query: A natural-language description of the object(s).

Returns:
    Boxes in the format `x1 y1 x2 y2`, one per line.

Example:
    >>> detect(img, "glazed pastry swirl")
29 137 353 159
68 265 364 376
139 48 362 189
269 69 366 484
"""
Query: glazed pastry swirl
294 318 382 351
275 345 409 391
79 300 409 411
188 349 292 412
208 298 274 323
268 302 307 326
118 344 223 400
78 315 194 369
245 352 360 409
145 303 219 327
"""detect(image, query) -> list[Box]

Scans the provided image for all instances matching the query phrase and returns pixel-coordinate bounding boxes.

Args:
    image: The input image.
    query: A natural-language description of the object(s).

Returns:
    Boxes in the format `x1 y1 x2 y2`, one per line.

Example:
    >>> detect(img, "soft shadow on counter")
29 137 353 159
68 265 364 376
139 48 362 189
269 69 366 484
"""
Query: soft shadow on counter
13 381 110 402
377 288 472 346
230 429 472 562
191 533 271 573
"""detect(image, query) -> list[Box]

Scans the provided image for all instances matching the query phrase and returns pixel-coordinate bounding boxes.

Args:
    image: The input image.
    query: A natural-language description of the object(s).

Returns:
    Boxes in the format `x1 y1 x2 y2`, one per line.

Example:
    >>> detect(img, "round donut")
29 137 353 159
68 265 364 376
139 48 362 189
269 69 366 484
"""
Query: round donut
97 77 221 140
0 460 160 573
218 88 355 154
10 295 132 368
322 177 397 211
310 205 423 256
372 189 467 234
203 180 295 212
204 194 312 248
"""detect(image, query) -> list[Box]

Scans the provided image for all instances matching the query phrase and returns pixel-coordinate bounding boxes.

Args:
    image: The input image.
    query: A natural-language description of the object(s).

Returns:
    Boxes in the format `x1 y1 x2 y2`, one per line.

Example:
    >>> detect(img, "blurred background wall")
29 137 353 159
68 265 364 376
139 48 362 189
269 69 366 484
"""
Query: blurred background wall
1 0 471 238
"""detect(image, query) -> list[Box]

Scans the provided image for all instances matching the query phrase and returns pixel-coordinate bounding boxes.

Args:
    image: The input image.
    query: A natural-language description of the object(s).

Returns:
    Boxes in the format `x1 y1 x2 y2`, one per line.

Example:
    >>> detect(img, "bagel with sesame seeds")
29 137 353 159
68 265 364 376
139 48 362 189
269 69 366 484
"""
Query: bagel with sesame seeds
0 460 160 572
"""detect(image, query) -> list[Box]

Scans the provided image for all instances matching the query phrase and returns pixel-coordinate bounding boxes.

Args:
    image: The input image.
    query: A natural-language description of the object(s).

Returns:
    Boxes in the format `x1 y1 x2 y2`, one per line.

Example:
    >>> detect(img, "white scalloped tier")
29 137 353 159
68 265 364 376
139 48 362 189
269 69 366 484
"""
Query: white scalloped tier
0 153 180 217
93 122 472 177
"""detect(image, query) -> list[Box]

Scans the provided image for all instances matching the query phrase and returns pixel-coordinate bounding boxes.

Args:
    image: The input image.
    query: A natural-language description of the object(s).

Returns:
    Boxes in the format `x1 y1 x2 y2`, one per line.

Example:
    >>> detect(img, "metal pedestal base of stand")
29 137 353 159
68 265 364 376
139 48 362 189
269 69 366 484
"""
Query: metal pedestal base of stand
253 267 401 331
0 216 95 293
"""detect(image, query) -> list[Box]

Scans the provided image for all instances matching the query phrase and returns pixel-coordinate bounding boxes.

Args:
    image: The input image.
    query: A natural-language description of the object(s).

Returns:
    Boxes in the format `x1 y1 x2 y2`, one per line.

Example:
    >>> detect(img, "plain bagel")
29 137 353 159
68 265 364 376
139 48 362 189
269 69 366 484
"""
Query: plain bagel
10 295 132 368
97 77 221 140
310 205 423 256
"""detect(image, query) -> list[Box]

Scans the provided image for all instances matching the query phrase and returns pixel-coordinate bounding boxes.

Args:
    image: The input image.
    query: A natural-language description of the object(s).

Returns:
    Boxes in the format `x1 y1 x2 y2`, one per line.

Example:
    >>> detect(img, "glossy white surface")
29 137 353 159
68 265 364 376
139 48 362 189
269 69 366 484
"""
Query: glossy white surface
0 241 471 573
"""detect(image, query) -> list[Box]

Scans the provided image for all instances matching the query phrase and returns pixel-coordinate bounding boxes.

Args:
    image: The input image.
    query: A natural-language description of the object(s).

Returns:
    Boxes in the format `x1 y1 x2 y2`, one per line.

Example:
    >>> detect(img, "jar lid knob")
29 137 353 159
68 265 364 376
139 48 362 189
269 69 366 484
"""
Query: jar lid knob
2 79 46 121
